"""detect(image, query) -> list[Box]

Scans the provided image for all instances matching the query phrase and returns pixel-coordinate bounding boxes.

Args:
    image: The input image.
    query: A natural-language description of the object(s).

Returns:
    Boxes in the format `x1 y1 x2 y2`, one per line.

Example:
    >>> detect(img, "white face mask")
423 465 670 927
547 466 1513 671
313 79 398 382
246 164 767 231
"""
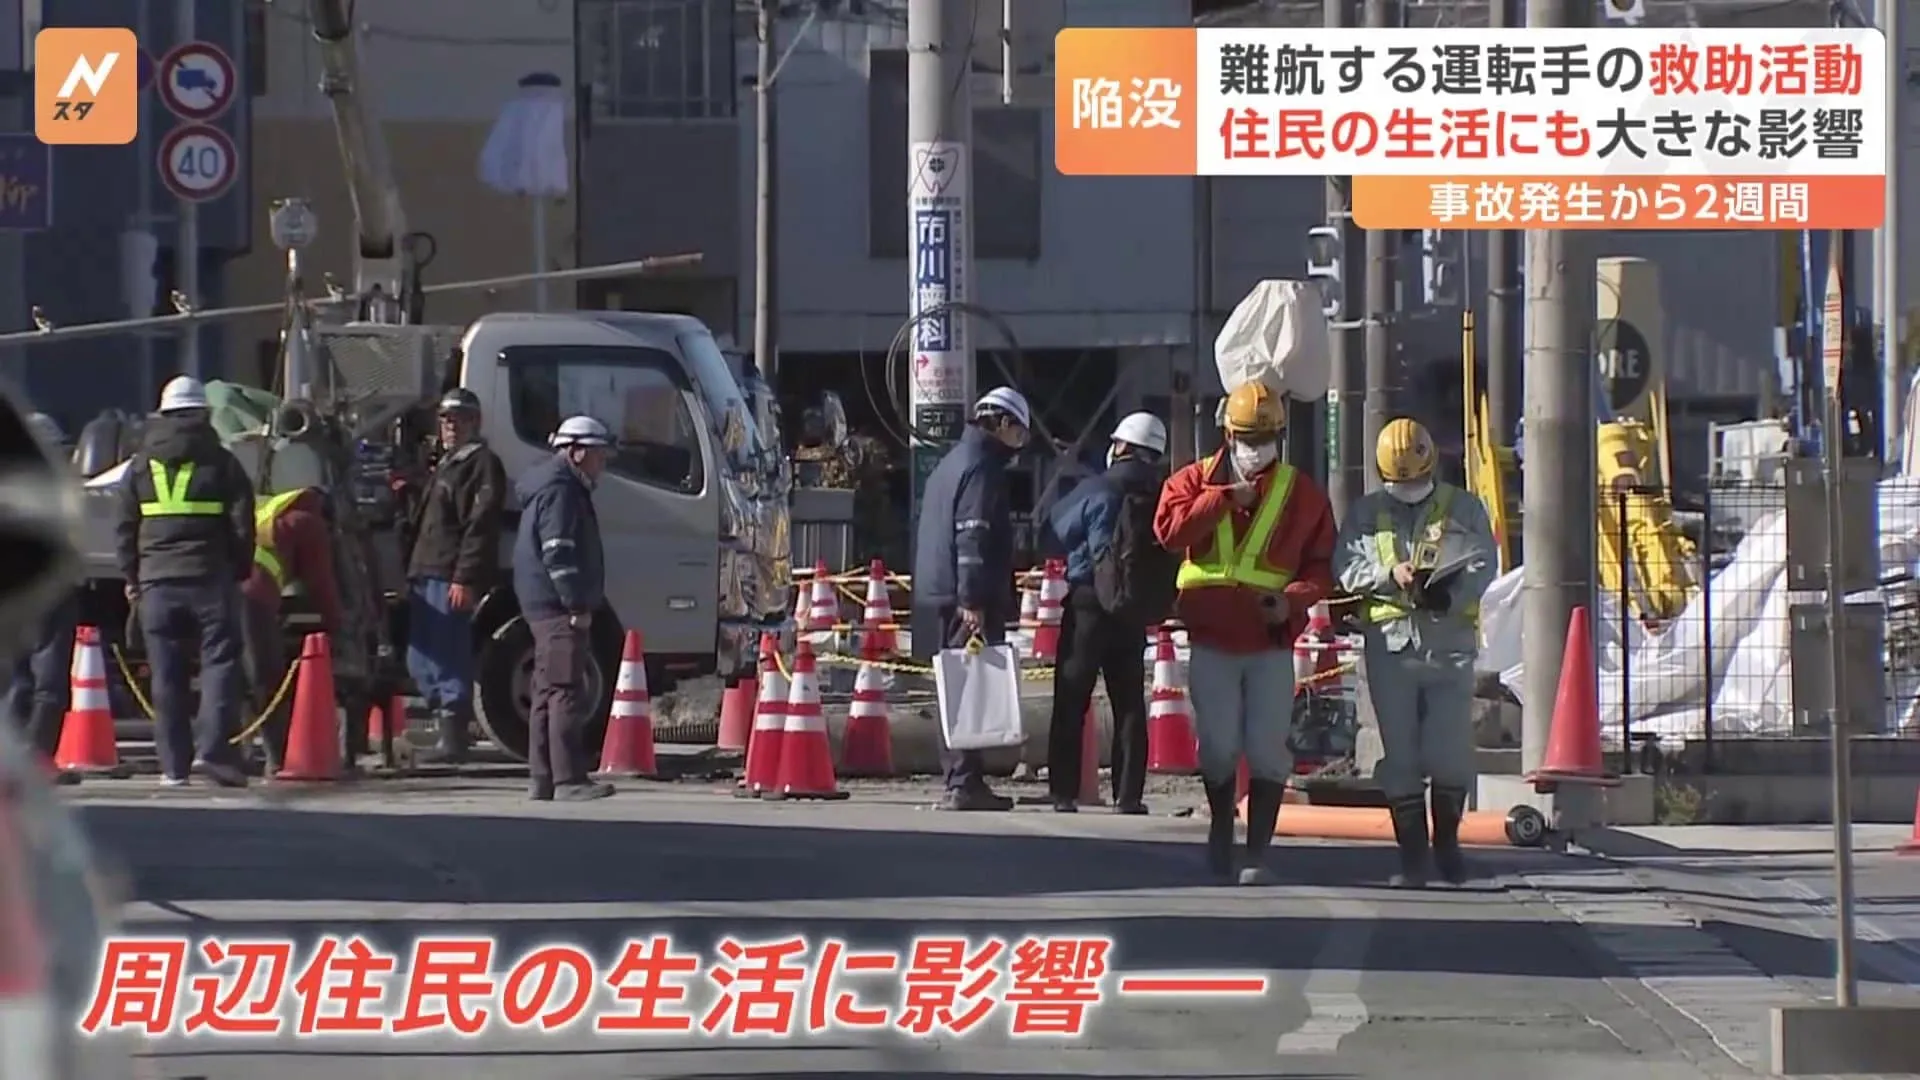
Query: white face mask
1230 440 1277 479
1385 479 1434 504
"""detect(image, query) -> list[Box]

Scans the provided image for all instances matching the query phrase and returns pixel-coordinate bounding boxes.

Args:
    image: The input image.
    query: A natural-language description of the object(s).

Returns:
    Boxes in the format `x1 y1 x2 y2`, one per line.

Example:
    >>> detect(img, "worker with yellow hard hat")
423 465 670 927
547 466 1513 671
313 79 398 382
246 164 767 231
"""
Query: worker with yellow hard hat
1154 381 1336 885
1333 417 1498 889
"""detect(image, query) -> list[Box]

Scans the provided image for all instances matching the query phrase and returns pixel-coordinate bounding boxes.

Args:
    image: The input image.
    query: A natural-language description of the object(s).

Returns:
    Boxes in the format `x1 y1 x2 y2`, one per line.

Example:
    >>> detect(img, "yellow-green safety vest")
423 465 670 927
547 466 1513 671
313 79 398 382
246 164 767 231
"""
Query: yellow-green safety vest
251 488 310 588
1174 458 1300 592
1366 485 1480 626
136 460 224 518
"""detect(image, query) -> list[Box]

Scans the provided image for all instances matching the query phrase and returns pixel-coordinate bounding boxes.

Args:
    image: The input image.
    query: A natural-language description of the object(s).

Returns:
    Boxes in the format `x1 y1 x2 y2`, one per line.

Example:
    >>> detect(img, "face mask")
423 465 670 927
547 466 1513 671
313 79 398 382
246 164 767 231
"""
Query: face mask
1231 440 1277 478
1385 479 1434 504
1105 447 1118 469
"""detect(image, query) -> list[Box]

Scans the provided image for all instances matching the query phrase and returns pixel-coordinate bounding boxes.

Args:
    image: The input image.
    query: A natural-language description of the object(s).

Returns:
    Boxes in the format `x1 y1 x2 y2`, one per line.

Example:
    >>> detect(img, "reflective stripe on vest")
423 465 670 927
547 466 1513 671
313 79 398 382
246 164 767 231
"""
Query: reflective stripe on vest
137 460 224 517
252 488 308 588
1174 458 1300 591
1365 485 1480 626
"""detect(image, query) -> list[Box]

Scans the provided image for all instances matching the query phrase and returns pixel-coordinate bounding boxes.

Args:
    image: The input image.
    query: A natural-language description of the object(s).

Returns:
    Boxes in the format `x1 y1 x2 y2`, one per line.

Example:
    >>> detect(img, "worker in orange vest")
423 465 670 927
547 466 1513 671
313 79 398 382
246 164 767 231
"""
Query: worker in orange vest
240 487 343 776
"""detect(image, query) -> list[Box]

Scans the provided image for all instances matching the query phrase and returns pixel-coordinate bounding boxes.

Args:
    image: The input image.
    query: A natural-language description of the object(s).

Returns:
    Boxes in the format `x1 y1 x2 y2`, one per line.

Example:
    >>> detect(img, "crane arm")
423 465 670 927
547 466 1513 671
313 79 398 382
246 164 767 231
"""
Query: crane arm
307 0 420 322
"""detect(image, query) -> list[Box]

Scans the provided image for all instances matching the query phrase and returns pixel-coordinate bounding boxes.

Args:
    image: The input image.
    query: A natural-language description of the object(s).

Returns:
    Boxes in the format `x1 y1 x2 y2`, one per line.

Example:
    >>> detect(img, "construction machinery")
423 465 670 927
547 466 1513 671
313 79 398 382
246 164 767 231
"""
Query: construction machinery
46 0 792 762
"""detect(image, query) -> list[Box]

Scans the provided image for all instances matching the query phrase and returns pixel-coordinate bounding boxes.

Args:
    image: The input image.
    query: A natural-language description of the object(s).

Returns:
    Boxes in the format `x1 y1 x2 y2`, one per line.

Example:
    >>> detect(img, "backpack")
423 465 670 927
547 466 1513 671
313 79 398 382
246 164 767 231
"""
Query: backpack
1094 489 1180 622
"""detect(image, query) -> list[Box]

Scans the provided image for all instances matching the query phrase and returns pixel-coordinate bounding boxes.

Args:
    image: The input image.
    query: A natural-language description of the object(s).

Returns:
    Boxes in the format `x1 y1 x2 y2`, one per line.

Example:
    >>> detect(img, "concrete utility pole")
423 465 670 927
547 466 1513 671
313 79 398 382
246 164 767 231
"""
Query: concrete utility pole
1520 0 1597 775
906 0 976 516
1484 0 1519 443
1324 0 1366 515
752 0 779 386
1360 0 1395 488
175 0 200 378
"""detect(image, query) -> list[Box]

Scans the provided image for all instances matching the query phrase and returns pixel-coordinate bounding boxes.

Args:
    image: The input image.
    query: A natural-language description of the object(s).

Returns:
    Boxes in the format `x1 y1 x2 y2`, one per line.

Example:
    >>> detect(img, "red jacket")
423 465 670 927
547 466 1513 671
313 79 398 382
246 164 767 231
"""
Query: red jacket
1153 453 1336 654
241 489 344 632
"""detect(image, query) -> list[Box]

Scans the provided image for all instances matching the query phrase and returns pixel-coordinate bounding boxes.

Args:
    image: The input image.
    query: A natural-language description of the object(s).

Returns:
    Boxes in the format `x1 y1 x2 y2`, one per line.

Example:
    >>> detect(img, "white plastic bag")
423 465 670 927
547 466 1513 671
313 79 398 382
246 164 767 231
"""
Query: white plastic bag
933 642 1027 750
1214 280 1332 402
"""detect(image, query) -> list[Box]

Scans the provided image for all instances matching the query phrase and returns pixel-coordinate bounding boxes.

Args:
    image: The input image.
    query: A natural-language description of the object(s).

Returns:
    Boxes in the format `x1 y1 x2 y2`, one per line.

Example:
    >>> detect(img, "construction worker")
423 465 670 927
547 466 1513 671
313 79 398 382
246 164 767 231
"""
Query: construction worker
912 386 1031 812
1154 382 1336 883
113 376 255 788
1333 417 1498 888
5 412 79 781
1043 411 1177 814
400 387 507 766
514 415 615 802
240 486 343 777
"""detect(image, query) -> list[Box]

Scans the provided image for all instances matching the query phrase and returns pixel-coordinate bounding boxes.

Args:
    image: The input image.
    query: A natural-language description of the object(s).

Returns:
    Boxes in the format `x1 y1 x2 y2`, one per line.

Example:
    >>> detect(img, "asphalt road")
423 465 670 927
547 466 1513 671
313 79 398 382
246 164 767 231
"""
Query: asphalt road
54 777 1881 1080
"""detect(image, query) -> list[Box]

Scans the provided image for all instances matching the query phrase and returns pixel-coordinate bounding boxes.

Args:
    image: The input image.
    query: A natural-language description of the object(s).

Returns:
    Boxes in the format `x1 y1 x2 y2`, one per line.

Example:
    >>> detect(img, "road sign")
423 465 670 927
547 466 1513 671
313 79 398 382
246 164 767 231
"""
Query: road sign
157 41 235 122
157 124 236 202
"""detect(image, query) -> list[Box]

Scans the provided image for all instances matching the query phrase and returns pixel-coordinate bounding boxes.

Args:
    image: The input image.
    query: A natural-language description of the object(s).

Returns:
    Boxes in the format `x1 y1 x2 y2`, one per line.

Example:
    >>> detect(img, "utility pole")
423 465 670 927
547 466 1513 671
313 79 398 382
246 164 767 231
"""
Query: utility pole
1361 0 1395 489
1324 0 1365 515
1520 0 1597 776
906 0 975 524
1880 0 1902 463
752 0 779 386
174 0 200 379
1484 0 1519 444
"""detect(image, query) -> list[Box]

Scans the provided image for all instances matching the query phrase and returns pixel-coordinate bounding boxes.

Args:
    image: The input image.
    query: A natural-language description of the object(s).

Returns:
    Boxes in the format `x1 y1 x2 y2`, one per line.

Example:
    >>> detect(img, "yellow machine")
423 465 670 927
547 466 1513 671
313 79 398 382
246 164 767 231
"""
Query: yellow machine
1461 314 1698 624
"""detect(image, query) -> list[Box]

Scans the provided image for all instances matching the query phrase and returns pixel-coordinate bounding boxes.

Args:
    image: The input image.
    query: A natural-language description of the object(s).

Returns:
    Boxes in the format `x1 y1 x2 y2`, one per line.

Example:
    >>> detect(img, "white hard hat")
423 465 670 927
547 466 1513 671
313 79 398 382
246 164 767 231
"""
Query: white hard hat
25 412 62 445
1110 411 1168 455
973 386 1031 429
157 375 208 413
550 414 613 449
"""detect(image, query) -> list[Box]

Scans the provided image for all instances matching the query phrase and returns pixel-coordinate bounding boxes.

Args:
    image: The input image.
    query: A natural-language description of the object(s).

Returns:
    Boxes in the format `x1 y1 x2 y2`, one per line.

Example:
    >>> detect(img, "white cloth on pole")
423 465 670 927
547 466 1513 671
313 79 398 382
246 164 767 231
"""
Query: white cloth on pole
478 72 570 198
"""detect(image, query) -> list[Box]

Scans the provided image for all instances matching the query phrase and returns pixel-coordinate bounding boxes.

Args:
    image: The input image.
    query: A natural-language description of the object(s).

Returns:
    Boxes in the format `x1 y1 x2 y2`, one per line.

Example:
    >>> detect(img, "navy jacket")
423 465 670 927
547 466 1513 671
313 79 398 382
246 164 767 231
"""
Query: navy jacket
1045 457 1163 587
912 426 1015 616
512 455 605 619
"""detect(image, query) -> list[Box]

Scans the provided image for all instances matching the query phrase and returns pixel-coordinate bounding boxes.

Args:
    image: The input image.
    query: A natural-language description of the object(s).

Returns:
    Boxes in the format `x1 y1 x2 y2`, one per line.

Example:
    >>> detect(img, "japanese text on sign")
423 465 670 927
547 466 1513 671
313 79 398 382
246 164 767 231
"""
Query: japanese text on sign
913 209 954 354
77 934 1269 1040
1052 26 1888 229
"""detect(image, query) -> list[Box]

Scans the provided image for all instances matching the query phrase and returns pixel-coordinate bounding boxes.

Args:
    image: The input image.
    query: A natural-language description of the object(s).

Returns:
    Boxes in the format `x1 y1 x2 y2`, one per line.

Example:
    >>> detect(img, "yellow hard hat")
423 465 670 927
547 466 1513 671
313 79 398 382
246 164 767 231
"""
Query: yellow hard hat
1222 383 1284 437
1376 418 1436 481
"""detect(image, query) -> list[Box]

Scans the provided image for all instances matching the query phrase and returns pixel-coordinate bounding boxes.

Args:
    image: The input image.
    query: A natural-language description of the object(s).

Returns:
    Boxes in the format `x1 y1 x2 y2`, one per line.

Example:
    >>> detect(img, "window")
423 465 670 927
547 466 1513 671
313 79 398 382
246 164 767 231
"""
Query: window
579 0 736 120
505 345 705 494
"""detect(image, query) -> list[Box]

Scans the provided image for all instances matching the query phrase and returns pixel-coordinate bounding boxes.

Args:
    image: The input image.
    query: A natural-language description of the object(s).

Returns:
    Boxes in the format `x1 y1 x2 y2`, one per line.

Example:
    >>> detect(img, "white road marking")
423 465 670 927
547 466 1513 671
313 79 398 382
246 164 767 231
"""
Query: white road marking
1274 898 1376 1054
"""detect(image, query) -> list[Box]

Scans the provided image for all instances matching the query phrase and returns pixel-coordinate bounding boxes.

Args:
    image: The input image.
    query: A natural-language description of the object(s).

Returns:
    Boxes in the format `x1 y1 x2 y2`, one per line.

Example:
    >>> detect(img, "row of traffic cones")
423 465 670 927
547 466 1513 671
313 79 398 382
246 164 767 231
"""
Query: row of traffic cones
791 558 1083 664
735 636 853 800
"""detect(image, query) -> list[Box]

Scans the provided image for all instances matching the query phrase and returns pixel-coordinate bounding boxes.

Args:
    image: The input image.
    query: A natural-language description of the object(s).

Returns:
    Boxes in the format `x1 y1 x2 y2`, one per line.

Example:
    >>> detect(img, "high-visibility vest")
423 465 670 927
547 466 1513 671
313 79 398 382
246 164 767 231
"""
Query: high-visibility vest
136 460 224 518
1174 458 1300 591
1365 484 1481 626
251 488 310 588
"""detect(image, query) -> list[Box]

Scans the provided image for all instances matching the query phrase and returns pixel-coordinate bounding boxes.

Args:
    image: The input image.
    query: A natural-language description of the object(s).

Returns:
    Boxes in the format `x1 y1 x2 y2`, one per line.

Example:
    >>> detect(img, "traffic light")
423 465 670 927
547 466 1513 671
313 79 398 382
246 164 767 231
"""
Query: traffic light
1305 225 1343 319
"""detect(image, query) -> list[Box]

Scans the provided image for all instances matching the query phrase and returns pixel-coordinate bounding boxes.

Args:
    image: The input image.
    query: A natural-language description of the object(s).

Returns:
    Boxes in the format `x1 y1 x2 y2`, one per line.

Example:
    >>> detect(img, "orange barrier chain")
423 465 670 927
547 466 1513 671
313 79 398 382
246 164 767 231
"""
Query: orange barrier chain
1232 801 1550 849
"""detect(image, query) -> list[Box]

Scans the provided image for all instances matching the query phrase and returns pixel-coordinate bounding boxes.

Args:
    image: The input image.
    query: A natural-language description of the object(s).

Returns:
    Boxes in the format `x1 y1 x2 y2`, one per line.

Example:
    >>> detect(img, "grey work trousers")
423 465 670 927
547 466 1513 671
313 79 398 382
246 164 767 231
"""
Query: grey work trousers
1186 643 1296 785
1361 640 1478 800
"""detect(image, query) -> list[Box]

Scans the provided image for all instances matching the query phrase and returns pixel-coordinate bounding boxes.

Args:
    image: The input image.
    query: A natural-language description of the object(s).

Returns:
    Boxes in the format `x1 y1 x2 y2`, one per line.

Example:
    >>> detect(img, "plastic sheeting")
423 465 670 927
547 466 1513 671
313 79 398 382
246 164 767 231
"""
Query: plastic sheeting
1214 280 1332 402
1478 480 1920 745
477 72 570 198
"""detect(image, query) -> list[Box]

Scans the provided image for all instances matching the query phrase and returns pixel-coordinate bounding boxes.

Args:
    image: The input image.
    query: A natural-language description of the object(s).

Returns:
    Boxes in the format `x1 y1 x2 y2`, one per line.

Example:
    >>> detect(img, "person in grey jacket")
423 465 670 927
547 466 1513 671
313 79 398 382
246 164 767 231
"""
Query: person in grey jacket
512 415 615 802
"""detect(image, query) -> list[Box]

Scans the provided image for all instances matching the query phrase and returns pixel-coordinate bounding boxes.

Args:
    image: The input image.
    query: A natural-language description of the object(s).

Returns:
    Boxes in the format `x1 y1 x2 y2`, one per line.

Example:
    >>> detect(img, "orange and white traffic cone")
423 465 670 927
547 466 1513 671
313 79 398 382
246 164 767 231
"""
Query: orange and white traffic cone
1032 559 1067 661
1013 581 1040 656
597 630 659 779
53 626 117 776
277 633 343 782
805 560 839 644
738 635 788 797
716 668 757 754
1146 626 1199 774
860 558 898 656
840 636 894 777
772 639 847 800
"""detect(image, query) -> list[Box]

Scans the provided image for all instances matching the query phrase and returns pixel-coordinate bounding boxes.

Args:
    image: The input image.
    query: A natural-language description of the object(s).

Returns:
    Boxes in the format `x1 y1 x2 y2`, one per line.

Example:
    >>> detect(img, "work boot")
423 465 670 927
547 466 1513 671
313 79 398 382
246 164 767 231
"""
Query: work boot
1203 778 1239 878
1387 795 1431 889
1050 796 1078 813
940 786 1014 812
1238 779 1285 886
1113 800 1149 816
528 779 555 801
1430 785 1471 886
413 709 469 766
555 780 615 801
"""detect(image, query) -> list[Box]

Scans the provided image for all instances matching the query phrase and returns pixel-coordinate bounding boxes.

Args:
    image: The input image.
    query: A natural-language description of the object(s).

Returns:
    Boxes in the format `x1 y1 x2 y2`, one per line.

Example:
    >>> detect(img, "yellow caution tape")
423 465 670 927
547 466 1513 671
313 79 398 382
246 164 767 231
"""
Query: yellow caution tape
110 643 301 745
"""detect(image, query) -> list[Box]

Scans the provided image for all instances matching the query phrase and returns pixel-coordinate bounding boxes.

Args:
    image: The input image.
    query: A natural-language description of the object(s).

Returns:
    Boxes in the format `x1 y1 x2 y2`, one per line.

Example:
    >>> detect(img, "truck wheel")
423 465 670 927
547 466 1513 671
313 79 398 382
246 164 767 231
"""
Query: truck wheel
472 616 614 763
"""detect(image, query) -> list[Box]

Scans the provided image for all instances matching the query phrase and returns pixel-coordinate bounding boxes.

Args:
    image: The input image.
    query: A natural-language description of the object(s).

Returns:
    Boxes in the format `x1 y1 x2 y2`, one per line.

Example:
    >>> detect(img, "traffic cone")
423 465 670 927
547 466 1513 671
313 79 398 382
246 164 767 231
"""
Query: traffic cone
1294 602 1333 688
1013 582 1040 655
277 633 343 782
597 630 659 779
1525 607 1622 789
1078 706 1103 806
805 560 838 642
0 790 54 1079
1897 790 1920 854
1032 559 1067 661
739 635 788 796
367 694 407 745
860 559 898 656
841 637 894 777
773 640 847 800
716 671 756 753
1146 626 1199 774
53 626 118 775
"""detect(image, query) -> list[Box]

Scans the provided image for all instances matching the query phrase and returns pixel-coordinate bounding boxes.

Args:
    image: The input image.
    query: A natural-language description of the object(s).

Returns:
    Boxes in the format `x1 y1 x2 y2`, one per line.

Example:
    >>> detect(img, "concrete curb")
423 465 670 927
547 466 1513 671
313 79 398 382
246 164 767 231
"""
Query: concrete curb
1771 1005 1920 1074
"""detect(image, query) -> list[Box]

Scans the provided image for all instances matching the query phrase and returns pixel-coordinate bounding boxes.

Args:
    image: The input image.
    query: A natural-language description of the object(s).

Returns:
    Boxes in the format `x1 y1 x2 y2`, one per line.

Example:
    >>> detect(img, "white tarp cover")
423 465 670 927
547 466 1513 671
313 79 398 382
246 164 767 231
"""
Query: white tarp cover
1214 280 1332 403
1478 479 1920 744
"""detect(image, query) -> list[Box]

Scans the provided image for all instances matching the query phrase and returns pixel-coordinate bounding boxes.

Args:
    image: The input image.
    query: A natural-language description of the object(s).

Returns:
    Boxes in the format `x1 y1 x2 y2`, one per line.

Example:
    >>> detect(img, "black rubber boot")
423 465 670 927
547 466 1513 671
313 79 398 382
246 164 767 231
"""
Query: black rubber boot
413 710 469 766
1430 785 1470 885
1387 796 1431 889
1238 779 1286 885
1203 778 1238 878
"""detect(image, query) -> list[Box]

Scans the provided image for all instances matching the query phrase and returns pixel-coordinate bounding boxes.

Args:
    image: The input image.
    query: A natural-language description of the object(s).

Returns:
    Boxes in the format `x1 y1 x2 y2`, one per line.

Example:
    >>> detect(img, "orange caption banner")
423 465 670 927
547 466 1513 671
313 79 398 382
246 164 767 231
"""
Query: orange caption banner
1055 28 1197 176
1352 175 1885 230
